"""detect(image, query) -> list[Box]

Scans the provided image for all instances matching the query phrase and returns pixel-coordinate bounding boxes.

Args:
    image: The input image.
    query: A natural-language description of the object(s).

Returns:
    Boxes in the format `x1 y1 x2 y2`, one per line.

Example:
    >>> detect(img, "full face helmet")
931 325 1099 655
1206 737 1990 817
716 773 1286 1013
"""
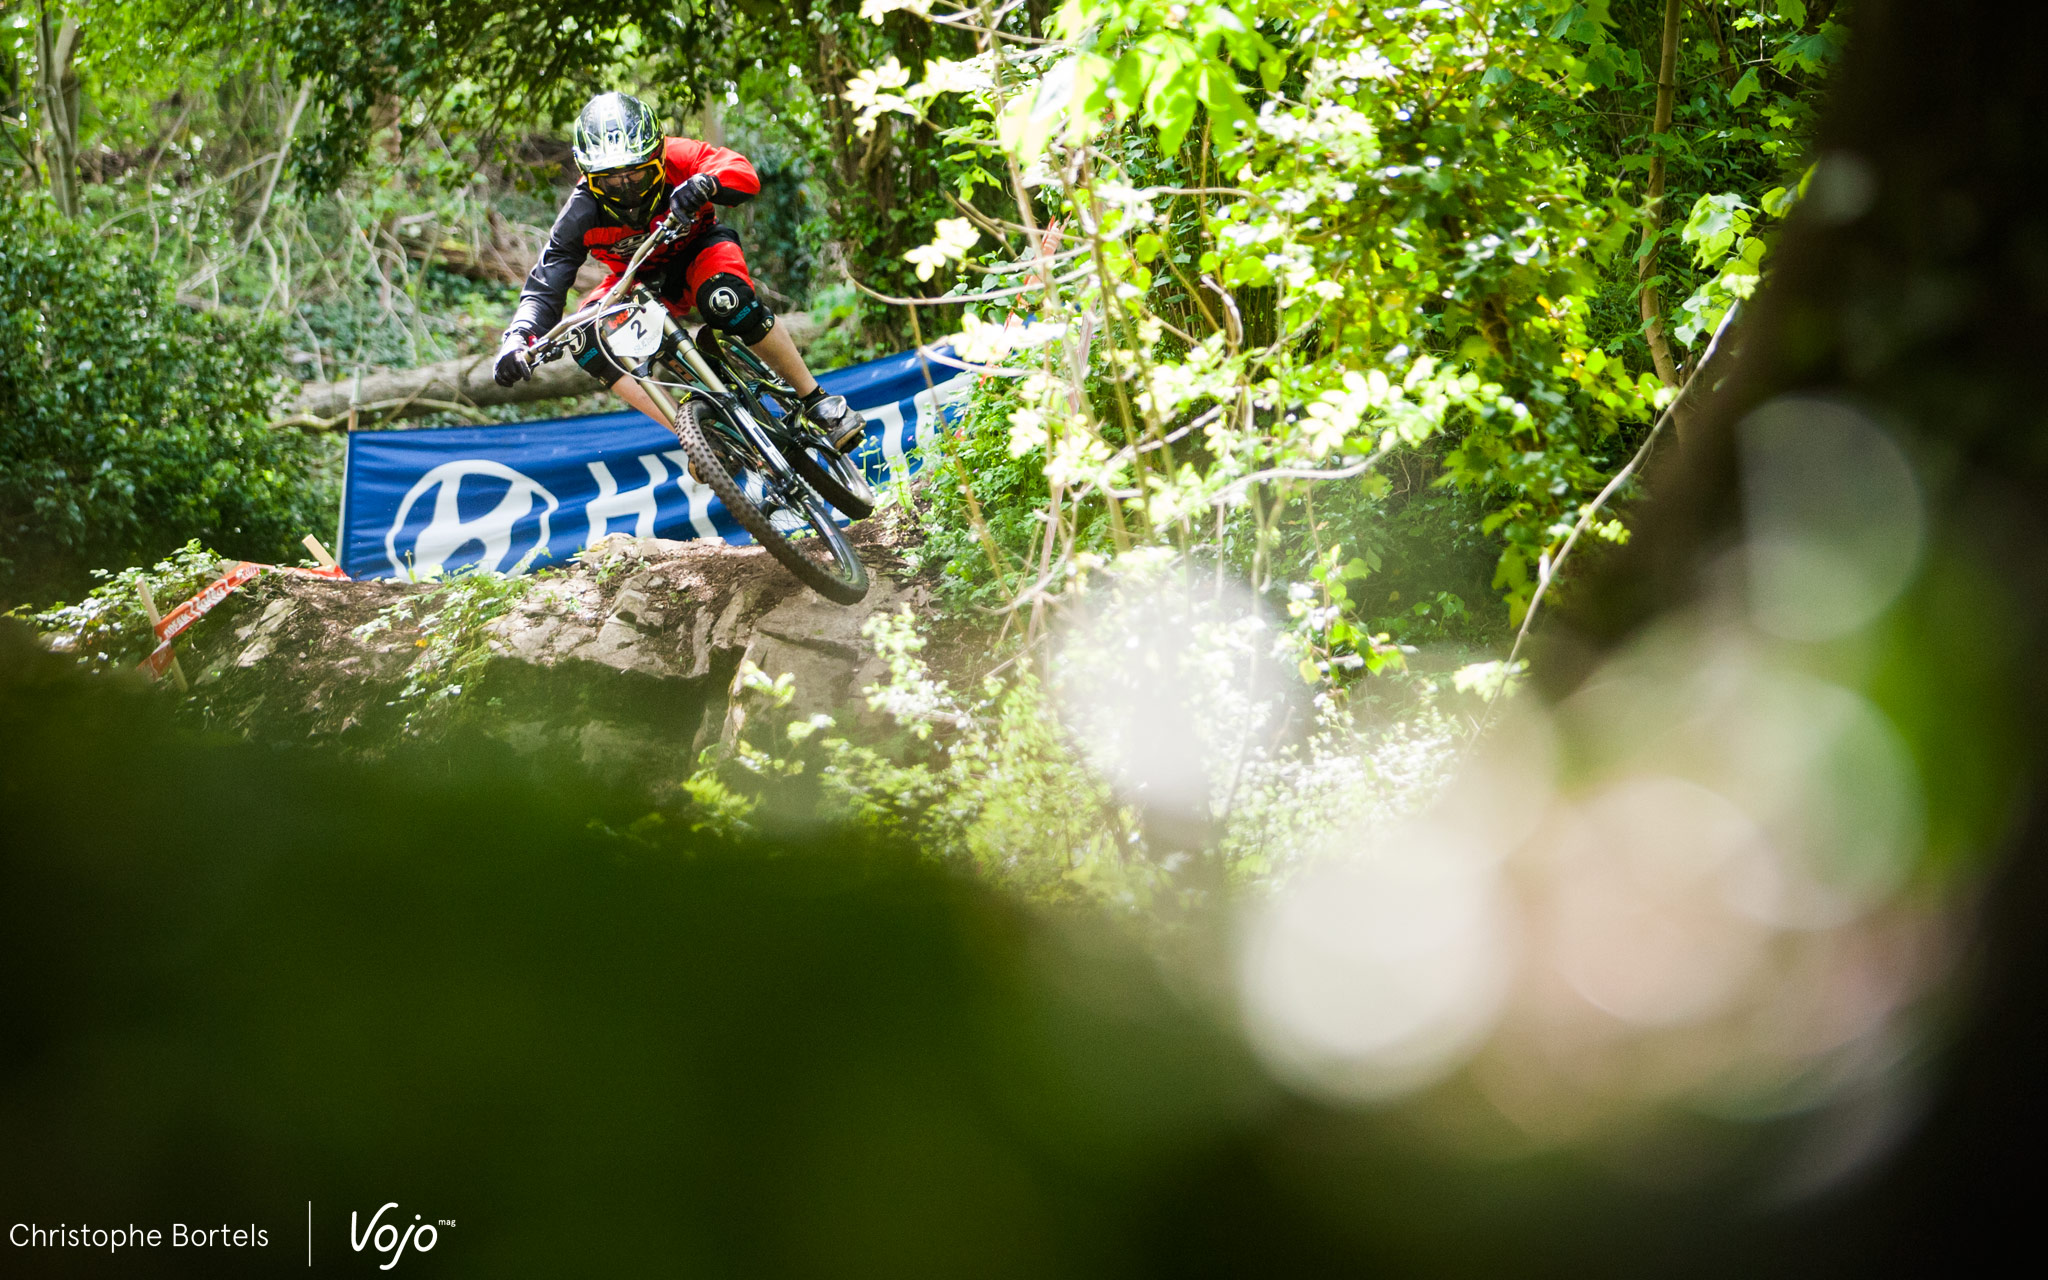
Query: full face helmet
574 92 664 221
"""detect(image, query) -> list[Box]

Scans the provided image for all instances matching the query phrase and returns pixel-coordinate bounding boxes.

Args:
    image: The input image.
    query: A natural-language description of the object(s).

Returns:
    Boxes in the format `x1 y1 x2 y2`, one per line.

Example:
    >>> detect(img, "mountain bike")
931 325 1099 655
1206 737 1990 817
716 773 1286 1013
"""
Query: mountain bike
525 223 873 604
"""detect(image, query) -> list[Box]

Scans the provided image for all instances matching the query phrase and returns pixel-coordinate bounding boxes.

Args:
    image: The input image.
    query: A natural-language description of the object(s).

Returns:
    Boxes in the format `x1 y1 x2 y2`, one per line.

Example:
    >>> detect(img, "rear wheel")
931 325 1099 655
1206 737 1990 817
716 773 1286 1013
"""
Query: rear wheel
672 397 870 605
697 326 875 520
776 418 876 520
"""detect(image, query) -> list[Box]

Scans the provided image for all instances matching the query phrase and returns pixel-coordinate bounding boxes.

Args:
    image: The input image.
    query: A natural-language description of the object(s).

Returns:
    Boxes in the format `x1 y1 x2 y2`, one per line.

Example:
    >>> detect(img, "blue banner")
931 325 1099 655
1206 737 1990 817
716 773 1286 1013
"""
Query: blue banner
339 347 970 580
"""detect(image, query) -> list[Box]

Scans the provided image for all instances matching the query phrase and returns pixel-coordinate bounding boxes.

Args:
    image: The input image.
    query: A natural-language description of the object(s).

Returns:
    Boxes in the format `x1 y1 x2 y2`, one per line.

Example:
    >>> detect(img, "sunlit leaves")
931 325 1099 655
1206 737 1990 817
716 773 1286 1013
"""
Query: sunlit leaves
994 52 1110 161
1682 192 1753 264
1672 179 1801 347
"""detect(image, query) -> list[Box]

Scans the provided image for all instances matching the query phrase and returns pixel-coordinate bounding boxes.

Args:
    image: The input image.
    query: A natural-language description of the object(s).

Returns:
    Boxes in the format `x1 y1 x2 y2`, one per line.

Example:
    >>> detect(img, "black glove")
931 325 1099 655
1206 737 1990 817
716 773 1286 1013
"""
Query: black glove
493 330 534 388
669 172 721 222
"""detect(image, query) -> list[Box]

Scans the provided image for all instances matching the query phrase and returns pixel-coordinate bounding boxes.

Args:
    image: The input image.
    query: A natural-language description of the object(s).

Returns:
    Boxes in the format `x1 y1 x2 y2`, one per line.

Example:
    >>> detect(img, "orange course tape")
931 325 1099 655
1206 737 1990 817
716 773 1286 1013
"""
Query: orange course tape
137 561 348 680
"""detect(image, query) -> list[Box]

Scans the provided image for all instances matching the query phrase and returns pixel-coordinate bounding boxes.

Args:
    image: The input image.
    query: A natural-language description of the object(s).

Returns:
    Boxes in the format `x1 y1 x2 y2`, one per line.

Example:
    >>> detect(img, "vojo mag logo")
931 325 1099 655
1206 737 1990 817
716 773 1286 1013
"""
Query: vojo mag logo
350 1203 447 1270
385 459 558 578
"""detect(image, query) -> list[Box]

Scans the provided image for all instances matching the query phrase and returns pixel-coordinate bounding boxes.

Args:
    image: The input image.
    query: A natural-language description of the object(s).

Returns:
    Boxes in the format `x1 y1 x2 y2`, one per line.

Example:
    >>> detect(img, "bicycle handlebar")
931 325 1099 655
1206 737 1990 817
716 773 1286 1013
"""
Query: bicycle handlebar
527 216 689 363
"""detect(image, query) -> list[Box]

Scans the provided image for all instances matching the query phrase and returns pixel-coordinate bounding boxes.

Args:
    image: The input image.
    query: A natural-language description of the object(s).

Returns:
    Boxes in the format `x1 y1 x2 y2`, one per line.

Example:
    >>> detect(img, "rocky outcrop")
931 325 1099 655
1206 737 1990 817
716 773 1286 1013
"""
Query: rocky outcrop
169 519 927 796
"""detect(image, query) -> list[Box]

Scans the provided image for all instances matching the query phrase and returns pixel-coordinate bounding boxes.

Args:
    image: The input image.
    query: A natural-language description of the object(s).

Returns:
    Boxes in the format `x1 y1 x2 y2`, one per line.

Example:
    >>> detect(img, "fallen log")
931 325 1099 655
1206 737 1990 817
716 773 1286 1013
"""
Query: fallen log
274 351 596 429
275 312 824 430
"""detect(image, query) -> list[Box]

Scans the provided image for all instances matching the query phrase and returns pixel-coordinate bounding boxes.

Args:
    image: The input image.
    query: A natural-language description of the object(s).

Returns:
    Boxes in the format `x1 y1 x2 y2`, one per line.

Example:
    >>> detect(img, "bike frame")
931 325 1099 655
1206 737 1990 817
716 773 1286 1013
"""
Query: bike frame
522 221 870 603
529 227 818 513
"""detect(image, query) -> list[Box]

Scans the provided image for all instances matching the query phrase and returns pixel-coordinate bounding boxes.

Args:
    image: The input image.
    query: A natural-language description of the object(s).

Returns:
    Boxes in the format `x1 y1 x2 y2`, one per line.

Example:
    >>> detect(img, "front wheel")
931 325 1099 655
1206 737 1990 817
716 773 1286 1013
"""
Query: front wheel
673 398 870 605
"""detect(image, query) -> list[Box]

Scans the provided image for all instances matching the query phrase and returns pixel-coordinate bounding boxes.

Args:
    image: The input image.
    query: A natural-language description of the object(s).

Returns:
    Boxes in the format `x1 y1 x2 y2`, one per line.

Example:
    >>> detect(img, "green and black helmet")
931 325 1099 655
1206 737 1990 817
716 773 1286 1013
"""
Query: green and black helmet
574 92 664 220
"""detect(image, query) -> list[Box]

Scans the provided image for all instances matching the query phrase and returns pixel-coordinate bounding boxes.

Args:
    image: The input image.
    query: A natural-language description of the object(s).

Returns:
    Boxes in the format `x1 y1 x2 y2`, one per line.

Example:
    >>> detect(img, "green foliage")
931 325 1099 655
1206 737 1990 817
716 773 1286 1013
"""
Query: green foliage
797 280 878 369
352 566 534 731
909 373 1103 609
0 197 327 603
266 0 987 345
717 99 832 307
1672 187 1775 346
684 610 1146 897
276 0 722 194
688 609 1150 907
12 538 226 671
687 606 1464 912
856 0 1837 658
830 611 1139 903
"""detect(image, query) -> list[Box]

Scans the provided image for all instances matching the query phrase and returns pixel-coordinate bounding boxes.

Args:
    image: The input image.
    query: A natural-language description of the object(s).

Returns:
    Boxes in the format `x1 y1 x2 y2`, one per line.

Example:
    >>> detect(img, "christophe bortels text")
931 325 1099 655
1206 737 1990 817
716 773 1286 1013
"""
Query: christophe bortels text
10 1222 271 1254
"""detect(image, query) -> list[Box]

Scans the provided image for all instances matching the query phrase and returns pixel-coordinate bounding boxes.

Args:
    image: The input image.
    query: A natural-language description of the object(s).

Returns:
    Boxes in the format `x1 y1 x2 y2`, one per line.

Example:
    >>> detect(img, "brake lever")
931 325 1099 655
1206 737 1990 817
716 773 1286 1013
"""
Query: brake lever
524 326 573 367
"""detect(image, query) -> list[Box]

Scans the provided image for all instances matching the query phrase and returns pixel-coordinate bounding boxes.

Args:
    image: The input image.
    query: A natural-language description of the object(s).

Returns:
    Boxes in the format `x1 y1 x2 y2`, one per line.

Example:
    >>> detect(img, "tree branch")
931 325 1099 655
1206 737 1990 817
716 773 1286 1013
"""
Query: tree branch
1637 0 1685 388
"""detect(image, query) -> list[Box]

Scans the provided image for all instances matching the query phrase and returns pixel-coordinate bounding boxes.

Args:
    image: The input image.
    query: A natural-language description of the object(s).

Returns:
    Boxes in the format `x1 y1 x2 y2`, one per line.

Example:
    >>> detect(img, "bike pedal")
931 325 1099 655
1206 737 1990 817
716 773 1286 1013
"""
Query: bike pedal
829 418 867 455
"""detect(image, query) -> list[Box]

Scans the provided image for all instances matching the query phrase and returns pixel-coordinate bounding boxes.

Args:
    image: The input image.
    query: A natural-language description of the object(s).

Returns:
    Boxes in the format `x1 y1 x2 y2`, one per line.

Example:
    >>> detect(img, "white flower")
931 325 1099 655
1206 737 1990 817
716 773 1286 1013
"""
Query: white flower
1006 407 1048 457
914 56 994 98
1045 430 1114 489
903 217 981 281
952 312 1012 365
859 0 932 23
843 58 916 135
1008 320 1067 349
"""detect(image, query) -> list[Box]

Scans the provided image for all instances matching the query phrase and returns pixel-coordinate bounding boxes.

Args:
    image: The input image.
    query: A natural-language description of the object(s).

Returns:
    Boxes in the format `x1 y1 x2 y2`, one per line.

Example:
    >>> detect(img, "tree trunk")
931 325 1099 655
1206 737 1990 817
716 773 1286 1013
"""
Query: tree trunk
33 7 80 219
1560 0 2048 1259
277 351 602 429
1635 0 1684 388
698 95 725 150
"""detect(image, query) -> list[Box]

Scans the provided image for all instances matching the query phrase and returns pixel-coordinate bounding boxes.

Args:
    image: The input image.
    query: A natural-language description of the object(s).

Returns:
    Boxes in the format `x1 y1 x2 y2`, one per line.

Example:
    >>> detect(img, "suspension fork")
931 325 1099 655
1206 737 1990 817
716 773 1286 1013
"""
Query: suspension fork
677 337 795 481
617 313 722 440
627 314 796 485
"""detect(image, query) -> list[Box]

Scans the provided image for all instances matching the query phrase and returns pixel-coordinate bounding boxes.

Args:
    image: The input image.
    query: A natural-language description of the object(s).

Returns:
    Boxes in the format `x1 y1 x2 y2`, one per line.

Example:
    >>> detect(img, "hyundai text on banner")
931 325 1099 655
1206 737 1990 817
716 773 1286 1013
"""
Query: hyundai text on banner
339 346 967 581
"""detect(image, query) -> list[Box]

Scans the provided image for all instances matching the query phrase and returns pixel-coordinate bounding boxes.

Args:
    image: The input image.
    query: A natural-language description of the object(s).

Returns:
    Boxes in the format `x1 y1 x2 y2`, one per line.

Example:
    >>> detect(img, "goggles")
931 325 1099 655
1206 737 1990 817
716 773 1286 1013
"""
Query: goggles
587 159 662 207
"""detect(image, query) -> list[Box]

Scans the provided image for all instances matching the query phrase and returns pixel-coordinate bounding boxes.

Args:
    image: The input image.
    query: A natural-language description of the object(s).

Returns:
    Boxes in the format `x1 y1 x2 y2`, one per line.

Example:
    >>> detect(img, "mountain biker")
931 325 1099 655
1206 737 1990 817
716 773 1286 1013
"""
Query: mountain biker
492 91 865 454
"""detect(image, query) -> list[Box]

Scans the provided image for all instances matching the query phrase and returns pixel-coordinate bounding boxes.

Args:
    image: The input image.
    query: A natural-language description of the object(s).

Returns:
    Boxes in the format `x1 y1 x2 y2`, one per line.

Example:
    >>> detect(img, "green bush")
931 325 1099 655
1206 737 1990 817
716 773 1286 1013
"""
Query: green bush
0 198 329 605
12 540 228 674
687 607 1465 916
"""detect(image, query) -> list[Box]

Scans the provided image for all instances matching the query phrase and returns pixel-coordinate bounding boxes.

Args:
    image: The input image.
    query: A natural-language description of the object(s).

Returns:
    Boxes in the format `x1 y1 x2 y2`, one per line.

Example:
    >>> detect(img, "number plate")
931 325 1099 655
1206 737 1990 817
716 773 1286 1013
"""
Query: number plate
604 301 666 361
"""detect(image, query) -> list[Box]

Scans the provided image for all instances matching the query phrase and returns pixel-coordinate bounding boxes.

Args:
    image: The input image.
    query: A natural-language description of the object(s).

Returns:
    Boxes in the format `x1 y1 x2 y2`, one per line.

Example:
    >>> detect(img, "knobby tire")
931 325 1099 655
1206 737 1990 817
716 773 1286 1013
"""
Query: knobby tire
671 398 870 605
778 427 877 522
696 327 875 520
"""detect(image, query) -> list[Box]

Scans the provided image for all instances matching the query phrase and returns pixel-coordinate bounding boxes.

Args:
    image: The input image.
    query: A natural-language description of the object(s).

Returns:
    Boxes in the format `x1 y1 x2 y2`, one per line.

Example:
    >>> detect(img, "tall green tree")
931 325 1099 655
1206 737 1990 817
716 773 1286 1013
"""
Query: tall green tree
0 200 325 603
263 0 980 343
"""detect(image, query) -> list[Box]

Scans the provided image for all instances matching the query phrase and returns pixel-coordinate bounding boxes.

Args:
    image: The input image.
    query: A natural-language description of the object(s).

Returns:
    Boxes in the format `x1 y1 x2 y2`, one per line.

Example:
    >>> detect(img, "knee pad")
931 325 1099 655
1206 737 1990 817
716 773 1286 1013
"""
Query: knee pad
697 273 775 345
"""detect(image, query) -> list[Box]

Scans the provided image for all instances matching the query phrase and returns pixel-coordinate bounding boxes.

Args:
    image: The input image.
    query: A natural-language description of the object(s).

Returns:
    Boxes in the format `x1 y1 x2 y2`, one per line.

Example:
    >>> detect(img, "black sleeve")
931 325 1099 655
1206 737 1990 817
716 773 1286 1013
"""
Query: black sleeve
509 189 597 336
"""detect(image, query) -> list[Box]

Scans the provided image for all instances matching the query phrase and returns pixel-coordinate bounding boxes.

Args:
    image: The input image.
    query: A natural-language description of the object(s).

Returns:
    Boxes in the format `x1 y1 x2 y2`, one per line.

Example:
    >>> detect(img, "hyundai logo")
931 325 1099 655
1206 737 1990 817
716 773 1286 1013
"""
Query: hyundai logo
384 459 558 578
